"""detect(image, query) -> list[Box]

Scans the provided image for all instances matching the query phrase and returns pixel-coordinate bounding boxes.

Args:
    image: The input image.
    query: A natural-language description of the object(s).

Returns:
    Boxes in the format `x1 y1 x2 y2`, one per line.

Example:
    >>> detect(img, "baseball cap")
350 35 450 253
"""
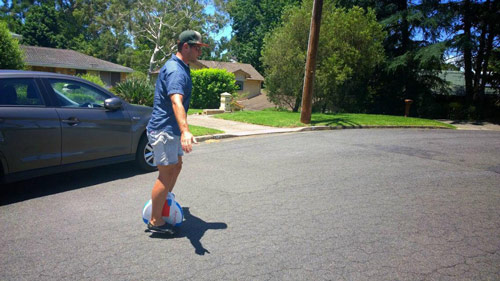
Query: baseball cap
178 30 209 47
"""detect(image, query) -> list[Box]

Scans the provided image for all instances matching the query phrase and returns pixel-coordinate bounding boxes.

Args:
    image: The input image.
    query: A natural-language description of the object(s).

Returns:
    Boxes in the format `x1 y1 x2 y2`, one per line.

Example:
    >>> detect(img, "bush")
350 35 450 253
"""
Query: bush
127 71 148 81
77 73 106 88
191 69 238 109
0 21 25 69
448 102 464 120
113 77 154 106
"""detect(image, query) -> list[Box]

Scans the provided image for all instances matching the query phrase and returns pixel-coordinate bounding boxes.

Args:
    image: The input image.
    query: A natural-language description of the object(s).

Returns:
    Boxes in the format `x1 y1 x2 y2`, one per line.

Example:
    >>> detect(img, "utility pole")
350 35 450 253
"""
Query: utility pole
300 0 323 124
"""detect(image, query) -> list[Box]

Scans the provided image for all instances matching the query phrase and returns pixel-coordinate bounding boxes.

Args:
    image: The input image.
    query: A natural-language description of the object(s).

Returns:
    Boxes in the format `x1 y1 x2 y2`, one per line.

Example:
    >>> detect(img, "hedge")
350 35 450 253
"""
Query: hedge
190 68 238 109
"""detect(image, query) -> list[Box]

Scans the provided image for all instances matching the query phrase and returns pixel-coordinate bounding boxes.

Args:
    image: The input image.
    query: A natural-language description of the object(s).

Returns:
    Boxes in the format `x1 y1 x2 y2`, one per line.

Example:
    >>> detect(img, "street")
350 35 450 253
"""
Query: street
1 129 499 281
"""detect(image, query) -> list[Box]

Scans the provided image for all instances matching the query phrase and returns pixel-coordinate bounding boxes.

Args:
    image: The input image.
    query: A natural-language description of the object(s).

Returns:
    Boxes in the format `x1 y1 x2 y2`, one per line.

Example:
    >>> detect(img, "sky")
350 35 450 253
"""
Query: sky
204 4 232 41
213 25 232 41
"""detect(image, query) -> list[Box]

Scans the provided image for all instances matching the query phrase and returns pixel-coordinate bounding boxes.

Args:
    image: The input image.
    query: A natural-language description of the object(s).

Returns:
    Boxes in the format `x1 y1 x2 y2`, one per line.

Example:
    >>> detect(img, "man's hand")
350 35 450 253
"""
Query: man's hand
181 131 197 153
170 93 197 153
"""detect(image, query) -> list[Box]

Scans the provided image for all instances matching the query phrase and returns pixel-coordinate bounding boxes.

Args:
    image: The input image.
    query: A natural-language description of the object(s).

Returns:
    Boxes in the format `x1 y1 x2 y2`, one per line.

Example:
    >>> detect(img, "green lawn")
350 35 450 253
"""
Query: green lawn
189 125 224 136
214 110 455 129
188 109 224 136
188 109 203 115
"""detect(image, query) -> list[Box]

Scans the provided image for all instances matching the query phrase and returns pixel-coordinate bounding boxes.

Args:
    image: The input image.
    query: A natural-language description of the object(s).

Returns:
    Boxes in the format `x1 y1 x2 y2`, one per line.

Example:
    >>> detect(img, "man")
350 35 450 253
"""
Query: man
146 30 208 234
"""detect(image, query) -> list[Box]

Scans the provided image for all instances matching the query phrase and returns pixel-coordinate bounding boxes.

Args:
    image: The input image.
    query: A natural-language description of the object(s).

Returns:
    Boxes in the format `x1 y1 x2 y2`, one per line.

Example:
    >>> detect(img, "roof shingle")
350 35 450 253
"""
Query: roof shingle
195 60 264 81
21 45 133 73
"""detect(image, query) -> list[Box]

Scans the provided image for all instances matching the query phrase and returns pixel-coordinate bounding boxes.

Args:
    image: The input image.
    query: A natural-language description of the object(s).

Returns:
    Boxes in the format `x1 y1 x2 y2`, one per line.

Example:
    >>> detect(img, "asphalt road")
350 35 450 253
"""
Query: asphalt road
1 129 499 281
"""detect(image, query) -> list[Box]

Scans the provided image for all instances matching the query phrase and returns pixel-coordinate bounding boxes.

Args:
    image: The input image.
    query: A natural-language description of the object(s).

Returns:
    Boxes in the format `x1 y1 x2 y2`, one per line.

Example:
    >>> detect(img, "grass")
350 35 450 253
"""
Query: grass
188 109 203 115
188 109 224 136
189 125 224 136
214 109 455 129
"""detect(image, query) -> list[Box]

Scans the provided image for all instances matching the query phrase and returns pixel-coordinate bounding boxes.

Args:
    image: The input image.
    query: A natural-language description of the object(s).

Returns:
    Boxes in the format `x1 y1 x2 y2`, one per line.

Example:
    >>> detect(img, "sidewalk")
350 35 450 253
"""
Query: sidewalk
188 114 305 141
188 115 500 142
436 119 500 131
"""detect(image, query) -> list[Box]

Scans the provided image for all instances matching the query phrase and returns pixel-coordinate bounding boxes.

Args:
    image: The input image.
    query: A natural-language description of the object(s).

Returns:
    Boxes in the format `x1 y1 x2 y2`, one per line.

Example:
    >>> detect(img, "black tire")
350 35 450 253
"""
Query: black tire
136 135 157 172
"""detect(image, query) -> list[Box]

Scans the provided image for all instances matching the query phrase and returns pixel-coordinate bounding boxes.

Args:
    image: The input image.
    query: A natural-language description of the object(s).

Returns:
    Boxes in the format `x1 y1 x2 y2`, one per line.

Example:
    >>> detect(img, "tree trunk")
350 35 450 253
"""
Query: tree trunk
147 46 159 81
293 96 301 112
479 0 495 97
463 0 474 101
480 31 494 96
399 0 410 55
472 0 491 101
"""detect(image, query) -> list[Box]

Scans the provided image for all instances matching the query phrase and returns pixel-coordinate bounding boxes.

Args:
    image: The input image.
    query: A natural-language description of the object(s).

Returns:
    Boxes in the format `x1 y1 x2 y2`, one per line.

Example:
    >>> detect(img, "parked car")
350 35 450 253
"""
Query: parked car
0 70 156 183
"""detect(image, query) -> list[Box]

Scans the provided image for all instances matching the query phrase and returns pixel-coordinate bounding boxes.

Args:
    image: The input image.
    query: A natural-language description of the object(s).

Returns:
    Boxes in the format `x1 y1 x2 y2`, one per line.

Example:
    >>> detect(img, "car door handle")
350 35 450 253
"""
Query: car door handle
62 117 80 126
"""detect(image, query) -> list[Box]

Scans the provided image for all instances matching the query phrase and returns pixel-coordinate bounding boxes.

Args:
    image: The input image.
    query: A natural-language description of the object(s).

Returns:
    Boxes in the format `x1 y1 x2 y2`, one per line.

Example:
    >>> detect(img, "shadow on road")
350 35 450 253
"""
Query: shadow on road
148 207 228 255
310 117 361 127
0 162 154 206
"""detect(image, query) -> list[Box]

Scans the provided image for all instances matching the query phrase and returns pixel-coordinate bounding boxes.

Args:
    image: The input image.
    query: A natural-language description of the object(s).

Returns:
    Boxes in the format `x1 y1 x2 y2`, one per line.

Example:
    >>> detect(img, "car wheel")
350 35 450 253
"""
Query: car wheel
136 135 157 172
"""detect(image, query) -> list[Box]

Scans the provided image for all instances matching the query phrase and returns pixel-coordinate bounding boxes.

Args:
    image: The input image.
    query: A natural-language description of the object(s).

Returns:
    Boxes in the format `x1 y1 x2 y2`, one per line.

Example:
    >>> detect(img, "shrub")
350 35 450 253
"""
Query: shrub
113 77 154 106
448 102 464 120
127 71 148 81
191 69 238 109
0 21 25 69
77 73 106 88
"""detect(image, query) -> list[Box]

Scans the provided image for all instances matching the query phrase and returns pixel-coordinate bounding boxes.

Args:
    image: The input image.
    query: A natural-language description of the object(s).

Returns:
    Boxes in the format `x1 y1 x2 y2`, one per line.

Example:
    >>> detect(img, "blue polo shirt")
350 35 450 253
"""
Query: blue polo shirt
147 55 192 136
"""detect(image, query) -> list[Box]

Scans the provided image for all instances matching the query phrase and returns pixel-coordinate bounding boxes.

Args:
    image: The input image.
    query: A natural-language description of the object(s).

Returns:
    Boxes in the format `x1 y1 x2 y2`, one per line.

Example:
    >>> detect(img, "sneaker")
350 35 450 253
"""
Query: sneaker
147 222 175 235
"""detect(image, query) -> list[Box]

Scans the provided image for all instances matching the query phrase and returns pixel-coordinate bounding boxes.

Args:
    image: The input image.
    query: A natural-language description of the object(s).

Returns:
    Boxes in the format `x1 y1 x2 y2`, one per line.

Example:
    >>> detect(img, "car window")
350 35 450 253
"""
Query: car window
0 78 44 106
48 79 109 108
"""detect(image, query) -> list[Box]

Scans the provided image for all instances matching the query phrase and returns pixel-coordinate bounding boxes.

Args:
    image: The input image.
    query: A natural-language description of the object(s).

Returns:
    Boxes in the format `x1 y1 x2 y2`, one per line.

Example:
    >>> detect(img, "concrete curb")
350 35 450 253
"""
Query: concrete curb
194 125 452 143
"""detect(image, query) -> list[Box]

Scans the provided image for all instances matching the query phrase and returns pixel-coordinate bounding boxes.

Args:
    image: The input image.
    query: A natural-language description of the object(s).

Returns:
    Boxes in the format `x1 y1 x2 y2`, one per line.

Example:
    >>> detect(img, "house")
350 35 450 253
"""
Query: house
438 70 499 95
438 71 466 95
20 45 133 87
191 60 264 98
152 60 265 98
9 32 22 40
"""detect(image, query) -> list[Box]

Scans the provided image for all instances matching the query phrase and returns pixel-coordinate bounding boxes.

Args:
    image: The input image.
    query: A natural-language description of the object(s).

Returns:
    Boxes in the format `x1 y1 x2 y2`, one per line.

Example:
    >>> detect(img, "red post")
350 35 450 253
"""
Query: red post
404 99 413 117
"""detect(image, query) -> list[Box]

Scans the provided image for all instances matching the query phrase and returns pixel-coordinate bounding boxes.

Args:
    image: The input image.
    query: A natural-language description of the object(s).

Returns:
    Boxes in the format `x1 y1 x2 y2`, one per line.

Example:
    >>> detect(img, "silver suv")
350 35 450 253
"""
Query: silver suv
0 70 156 183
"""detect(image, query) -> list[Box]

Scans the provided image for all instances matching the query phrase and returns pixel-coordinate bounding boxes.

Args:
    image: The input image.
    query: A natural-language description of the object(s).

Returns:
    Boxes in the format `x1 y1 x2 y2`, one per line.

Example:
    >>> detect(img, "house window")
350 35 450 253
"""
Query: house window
235 80 244 90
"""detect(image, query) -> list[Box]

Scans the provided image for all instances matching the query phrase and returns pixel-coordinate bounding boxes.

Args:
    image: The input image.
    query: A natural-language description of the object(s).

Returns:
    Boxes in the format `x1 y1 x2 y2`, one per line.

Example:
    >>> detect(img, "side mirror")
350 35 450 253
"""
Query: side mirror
104 97 123 111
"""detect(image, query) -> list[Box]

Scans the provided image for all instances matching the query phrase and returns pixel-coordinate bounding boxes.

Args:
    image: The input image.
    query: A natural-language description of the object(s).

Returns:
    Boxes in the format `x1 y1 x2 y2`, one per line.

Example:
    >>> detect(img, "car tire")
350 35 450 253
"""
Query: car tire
136 135 157 172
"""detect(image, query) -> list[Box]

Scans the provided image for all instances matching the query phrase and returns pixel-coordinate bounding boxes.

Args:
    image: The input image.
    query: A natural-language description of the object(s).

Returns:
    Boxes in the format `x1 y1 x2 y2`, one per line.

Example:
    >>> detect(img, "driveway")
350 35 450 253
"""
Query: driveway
437 119 500 131
1 129 499 281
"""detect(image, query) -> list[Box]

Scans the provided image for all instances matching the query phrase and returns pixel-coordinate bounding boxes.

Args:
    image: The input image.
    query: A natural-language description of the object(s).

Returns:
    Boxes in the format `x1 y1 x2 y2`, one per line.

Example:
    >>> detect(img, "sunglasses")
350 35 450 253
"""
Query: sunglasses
189 44 202 51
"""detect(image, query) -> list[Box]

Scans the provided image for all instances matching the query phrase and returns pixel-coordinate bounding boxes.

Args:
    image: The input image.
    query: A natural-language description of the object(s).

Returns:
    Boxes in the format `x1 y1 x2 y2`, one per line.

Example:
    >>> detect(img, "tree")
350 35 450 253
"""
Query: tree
0 0 229 76
0 21 25 69
331 1 451 115
261 3 310 111
262 1 385 112
20 4 65 48
131 0 226 79
73 0 135 63
316 6 385 112
487 48 500 91
451 0 499 102
228 0 301 73
0 0 34 33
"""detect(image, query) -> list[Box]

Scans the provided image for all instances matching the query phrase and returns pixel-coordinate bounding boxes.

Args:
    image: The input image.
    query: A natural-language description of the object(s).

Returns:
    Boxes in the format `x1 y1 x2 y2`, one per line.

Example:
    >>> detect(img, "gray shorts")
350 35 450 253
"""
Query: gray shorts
147 130 184 166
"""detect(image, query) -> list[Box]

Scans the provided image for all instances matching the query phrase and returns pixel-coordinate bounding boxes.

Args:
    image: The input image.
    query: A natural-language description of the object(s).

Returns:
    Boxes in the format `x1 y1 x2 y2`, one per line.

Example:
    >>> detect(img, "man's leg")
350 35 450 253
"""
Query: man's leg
150 156 182 226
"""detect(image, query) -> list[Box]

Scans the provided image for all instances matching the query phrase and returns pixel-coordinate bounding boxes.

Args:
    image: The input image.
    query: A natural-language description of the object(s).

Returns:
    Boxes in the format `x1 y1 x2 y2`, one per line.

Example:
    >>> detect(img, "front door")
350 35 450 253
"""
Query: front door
45 78 132 165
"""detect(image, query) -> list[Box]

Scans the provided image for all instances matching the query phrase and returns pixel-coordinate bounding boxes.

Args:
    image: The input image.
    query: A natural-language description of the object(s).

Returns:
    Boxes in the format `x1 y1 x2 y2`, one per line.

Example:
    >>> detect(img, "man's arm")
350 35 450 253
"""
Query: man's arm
171 93 196 153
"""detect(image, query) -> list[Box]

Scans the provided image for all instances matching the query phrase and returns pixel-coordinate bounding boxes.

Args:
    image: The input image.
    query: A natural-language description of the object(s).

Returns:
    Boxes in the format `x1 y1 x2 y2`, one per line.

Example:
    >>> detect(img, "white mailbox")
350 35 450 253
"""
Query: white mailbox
219 92 232 112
